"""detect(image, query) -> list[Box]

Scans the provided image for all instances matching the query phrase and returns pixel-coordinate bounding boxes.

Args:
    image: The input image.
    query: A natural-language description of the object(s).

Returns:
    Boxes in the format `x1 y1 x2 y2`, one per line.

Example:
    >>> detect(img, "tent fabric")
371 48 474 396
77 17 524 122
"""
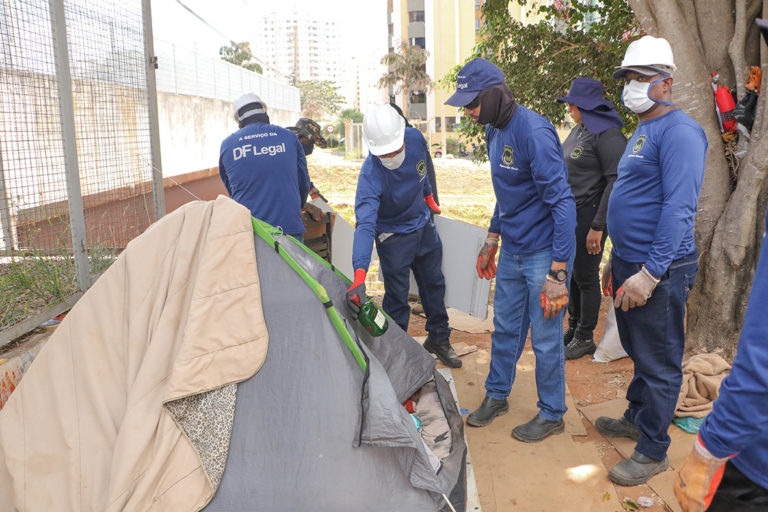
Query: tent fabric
204 230 467 511
0 197 268 511
0 196 467 512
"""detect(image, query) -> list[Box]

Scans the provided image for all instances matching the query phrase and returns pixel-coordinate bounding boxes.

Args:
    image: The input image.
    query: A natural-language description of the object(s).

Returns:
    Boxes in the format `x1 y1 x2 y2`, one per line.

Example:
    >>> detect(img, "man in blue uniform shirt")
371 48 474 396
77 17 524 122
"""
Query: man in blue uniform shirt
674 210 768 511
445 58 576 442
597 36 707 486
346 104 459 368
219 93 311 240
673 17 768 512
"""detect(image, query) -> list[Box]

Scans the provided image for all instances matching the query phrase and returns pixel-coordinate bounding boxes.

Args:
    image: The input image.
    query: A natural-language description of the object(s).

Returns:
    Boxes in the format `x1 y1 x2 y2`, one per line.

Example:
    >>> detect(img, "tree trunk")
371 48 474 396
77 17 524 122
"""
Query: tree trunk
629 0 768 358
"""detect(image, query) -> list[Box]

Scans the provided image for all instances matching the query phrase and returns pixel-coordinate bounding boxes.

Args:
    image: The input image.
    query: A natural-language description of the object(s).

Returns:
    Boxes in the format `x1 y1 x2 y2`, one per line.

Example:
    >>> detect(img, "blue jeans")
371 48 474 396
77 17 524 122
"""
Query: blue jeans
485 248 573 421
612 251 698 460
375 221 450 343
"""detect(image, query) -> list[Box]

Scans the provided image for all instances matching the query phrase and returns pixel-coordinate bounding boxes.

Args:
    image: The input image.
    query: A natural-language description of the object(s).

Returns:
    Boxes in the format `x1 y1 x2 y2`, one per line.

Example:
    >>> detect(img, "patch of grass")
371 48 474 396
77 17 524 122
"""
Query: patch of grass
309 158 495 228
0 254 78 330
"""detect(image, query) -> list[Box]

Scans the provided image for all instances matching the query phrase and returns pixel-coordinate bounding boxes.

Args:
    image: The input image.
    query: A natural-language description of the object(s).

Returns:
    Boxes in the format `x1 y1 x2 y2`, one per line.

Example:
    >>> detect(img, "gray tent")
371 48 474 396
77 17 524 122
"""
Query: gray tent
203 219 467 511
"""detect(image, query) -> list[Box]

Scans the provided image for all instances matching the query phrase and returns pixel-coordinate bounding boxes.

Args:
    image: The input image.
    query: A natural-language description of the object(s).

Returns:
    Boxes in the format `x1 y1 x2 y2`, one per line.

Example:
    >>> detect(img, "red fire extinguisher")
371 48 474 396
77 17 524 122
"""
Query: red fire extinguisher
715 86 737 132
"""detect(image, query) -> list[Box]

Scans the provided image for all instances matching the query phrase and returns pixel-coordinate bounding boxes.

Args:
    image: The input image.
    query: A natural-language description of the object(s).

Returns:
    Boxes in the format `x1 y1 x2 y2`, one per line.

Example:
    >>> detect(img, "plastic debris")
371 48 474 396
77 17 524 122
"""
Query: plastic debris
637 496 654 507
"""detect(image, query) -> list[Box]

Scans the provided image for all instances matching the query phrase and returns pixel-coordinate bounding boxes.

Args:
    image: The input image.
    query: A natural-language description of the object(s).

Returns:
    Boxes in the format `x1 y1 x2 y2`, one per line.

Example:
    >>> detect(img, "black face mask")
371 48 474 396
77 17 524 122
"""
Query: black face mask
477 83 517 129
301 142 314 156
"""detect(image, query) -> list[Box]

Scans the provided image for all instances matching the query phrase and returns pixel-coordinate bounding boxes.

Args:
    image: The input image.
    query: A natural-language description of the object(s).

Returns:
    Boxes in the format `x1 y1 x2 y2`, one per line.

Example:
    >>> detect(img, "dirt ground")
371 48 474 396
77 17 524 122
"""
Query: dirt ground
406 295 679 512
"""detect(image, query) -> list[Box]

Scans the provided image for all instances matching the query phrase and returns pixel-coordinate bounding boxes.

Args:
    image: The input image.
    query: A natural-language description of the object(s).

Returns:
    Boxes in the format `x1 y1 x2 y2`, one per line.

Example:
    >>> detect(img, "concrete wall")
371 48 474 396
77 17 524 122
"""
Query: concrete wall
157 92 300 177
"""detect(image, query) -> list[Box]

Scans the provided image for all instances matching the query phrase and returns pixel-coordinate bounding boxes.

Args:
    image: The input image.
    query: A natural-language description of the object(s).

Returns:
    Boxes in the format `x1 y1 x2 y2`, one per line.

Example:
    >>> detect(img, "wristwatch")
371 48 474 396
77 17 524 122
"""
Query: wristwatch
548 269 568 282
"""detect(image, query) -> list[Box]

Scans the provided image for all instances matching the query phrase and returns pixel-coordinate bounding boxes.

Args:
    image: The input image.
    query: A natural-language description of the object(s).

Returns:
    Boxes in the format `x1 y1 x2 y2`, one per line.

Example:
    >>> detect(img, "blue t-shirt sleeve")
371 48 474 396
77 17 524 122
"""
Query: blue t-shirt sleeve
527 126 576 262
352 165 382 271
644 124 706 277
489 202 501 234
296 141 310 205
699 217 768 458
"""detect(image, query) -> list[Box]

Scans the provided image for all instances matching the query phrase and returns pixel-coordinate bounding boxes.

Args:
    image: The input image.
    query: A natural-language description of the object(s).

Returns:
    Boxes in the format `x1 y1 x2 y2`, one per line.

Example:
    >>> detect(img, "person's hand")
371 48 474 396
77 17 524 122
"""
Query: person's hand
540 275 568 319
424 194 441 215
586 229 603 255
476 235 499 279
674 435 730 512
614 265 660 311
309 185 327 202
346 269 367 316
302 202 324 222
602 255 613 297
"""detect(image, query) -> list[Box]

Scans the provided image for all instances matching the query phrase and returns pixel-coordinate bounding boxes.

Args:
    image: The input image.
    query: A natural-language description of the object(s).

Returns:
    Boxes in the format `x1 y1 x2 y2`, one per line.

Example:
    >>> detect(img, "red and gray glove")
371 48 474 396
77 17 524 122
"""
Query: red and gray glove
540 275 568 319
476 235 499 279
346 269 367 316
309 185 327 202
614 265 660 311
674 435 732 512
424 194 441 215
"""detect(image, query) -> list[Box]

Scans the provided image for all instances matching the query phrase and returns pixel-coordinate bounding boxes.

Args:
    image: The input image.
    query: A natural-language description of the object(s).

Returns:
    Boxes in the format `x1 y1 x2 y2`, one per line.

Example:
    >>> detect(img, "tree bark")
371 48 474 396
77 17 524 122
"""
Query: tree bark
628 0 768 357
730 0 749 100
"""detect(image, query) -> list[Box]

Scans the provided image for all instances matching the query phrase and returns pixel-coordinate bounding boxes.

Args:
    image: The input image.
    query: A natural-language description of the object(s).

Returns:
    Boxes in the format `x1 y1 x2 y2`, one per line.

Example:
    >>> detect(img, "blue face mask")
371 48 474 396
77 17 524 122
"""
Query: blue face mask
621 77 672 114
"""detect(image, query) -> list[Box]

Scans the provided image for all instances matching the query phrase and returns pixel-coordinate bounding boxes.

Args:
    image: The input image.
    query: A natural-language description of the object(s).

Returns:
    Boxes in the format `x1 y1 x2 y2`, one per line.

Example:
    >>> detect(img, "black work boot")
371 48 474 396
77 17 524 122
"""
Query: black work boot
565 337 596 360
511 414 565 442
466 396 509 427
563 327 576 346
423 335 462 368
608 451 669 486
595 416 641 441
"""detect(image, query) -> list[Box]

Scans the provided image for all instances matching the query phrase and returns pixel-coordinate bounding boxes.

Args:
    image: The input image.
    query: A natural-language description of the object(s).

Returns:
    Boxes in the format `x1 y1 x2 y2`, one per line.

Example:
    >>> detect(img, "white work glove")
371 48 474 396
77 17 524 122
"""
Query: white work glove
674 435 731 512
614 265 660 311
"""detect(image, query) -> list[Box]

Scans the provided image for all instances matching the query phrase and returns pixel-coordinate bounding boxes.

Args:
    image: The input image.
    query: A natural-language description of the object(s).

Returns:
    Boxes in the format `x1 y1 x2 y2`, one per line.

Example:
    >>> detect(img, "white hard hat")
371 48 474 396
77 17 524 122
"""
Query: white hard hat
363 104 406 156
233 93 267 122
613 36 676 79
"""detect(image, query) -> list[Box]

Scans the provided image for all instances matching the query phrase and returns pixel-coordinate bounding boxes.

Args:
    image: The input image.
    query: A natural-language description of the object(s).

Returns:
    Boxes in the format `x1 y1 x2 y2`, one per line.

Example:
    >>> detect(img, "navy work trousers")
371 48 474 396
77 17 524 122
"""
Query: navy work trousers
612 251 698 461
375 221 450 343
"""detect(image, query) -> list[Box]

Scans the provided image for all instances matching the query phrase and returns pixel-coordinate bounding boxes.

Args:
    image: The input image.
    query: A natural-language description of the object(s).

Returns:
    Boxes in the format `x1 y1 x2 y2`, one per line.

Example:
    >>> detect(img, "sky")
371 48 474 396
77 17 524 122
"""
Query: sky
151 0 389 82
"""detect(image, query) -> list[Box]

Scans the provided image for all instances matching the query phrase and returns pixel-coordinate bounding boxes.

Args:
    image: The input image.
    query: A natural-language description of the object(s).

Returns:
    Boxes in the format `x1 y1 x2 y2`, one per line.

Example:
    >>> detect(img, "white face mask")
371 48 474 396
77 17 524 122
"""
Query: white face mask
622 77 671 114
379 149 406 170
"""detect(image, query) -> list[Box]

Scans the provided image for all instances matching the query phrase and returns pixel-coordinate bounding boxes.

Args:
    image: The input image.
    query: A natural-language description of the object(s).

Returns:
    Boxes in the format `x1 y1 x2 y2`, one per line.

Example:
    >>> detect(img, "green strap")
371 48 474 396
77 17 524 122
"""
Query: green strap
251 217 367 372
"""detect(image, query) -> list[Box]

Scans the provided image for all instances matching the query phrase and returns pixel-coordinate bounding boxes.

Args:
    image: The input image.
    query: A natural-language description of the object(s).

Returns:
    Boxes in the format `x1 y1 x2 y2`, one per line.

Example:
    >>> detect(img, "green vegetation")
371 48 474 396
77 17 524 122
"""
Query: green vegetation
219 41 263 74
444 0 639 161
0 246 116 332
297 80 345 119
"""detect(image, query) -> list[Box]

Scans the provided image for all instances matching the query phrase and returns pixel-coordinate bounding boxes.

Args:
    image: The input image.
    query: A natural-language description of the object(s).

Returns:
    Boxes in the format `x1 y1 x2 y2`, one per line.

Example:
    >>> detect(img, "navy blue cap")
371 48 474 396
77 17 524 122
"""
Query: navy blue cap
445 58 506 107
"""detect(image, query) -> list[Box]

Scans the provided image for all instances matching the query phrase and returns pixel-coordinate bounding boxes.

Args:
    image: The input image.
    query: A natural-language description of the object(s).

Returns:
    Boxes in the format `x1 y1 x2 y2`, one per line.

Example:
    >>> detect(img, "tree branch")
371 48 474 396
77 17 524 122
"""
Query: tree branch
729 0 749 100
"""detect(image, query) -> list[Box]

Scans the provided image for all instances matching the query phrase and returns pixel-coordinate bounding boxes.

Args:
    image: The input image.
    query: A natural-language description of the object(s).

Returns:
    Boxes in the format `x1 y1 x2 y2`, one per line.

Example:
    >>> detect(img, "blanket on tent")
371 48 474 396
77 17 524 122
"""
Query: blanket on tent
675 353 731 418
0 197 268 511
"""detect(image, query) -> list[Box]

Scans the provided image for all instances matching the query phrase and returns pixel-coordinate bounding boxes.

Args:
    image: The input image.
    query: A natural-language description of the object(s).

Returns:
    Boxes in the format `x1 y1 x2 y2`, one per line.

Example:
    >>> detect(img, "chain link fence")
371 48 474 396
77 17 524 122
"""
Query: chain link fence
0 0 163 344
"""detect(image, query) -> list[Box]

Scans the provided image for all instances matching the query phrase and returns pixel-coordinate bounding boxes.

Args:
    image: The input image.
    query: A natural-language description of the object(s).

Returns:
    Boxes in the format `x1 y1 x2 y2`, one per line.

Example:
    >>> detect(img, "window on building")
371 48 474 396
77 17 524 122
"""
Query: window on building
434 117 442 132
409 11 425 22
388 23 393 36
410 37 425 48
446 116 457 131
475 0 483 8
475 18 482 31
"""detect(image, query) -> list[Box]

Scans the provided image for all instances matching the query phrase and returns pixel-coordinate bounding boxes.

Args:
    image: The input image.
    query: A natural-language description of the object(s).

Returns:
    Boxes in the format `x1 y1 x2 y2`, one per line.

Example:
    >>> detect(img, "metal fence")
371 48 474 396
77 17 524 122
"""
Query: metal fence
154 38 301 111
0 0 163 344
